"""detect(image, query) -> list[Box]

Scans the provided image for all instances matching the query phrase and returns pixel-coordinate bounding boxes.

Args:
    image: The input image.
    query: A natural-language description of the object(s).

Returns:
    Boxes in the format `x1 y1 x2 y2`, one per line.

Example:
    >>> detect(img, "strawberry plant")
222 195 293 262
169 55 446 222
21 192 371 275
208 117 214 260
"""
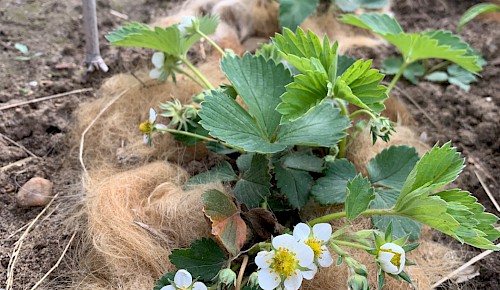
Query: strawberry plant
107 16 499 290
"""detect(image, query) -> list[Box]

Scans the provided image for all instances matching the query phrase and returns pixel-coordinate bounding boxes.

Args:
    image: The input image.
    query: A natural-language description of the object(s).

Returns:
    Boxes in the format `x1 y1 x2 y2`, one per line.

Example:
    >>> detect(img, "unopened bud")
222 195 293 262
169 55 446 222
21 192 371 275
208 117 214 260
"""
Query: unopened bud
247 272 259 288
217 268 237 286
348 274 369 290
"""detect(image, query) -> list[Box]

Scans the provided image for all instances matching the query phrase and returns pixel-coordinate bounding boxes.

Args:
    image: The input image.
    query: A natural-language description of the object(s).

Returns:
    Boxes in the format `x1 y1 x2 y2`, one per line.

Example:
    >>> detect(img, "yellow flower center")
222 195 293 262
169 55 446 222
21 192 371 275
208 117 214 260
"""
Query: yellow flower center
272 247 298 278
380 248 402 268
139 120 153 134
305 238 322 259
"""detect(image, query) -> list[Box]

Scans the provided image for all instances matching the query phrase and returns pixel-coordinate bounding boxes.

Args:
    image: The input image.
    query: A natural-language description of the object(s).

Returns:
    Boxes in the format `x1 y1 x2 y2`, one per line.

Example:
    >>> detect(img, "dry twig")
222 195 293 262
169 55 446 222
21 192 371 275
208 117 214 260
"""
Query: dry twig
0 157 34 172
391 85 441 129
474 170 500 213
0 88 93 111
29 231 77 290
235 255 249 290
431 243 500 288
5 193 59 290
0 133 38 158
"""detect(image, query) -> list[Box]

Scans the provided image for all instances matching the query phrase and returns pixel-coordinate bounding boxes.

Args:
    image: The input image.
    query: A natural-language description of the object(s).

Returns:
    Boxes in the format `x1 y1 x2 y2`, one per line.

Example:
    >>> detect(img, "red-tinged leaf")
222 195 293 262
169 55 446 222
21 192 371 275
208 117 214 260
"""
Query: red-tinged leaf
202 189 247 256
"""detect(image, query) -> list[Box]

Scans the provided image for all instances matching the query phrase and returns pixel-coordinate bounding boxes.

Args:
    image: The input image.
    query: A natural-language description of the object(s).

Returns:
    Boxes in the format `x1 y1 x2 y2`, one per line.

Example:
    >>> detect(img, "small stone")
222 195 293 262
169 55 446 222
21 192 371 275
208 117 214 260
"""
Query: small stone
28 81 38 88
16 177 54 207
485 97 492 102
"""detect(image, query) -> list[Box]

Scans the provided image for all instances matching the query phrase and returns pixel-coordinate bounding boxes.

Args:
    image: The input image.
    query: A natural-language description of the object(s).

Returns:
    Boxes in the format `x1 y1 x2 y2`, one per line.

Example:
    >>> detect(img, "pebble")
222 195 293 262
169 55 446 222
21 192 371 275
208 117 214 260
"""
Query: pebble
16 177 54 207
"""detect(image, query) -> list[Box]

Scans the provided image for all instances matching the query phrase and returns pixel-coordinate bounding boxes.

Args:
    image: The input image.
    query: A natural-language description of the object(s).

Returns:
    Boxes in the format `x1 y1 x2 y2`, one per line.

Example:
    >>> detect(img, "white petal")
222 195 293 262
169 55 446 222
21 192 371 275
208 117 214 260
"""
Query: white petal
284 271 303 290
143 134 149 144
160 286 175 290
292 223 311 242
293 242 314 267
149 108 157 123
301 263 317 280
192 282 207 290
152 52 165 68
380 243 404 254
377 250 395 264
318 246 334 267
312 223 332 244
380 261 400 275
255 250 274 269
154 124 168 130
174 269 193 287
272 234 296 250
258 268 281 290
149 68 163 79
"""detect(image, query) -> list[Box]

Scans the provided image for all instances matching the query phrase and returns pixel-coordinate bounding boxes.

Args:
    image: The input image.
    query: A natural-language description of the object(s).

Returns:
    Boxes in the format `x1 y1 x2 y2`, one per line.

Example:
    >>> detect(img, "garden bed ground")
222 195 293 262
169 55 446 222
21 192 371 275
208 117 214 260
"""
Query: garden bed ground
0 0 499 289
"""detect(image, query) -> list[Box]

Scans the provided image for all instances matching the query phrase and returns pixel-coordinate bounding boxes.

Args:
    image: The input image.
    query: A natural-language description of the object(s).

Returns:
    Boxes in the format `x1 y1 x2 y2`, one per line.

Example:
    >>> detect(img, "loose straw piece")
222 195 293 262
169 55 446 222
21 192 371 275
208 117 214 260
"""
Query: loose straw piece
79 89 129 175
29 231 77 290
0 88 93 111
5 193 59 290
474 170 500 213
0 133 38 158
0 157 34 172
235 255 249 290
431 243 500 288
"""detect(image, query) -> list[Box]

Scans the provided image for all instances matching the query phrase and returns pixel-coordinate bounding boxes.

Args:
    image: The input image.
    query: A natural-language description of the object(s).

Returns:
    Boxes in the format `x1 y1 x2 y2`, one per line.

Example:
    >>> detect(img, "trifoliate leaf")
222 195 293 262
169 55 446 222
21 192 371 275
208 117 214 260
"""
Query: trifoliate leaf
345 175 376 221
311 159 357 205
202 190 247 256
371 189 421 241
275 157 313 209
458 3 500 31
169 238 227 282
153 272 175 290
185 161 237 188
221 54 293 137
340 14 482 73
272 27 339 78
279 0 319 29
233 154 271 208
277 70 329 123
367 146 419 190
335 59 388 113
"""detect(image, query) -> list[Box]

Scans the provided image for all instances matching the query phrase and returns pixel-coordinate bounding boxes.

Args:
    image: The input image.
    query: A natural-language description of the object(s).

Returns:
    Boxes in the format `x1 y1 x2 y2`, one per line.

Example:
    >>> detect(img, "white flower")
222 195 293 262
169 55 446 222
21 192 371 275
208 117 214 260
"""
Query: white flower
139 108 167 145
255 234 315 290
293 223 334 268
376 243 405 275
178 16 198 37
149 52 165 79
160 269 207 290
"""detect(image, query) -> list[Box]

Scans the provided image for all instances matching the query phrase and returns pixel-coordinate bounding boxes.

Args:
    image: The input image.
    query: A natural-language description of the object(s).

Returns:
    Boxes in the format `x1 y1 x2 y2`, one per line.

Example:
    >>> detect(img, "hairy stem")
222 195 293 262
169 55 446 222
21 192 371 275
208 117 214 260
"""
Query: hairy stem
180 57 214 89
156 127 241 150
386 62 408 94
349 109 377 120
175 67 206 89
309 208 394 226
333 240 373 251
196 29 226 56
336 99 349 158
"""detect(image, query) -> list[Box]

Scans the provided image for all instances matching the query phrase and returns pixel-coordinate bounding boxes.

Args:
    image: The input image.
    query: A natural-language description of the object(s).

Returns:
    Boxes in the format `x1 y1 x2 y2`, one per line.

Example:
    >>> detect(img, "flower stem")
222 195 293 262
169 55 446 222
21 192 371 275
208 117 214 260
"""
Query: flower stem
349 109 377 120
156 127 241 150
309 208 394 226
176 67 206 89
196 29 226 56
336 99 348 158
386 62 408 94
333 240 373 251
179 57 214 89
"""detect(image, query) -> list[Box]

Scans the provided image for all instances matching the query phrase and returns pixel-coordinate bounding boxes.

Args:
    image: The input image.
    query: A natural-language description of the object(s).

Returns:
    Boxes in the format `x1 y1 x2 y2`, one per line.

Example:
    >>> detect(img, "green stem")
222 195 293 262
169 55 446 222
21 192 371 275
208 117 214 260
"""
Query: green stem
336 99 348 158
309 208 393 226
179 57 214 89
386 62 408 94
333 240 373 251
156 127 240 150
175 67 206 89
196 29 226 56
349 109 377 120
427 60 450 74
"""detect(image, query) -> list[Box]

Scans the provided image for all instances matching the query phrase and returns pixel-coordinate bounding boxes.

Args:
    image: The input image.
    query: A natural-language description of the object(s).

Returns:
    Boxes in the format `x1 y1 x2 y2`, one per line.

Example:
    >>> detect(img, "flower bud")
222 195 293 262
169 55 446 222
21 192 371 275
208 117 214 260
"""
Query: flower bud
348 274 369 290
376 242 405 275
247 272 259 288
370 117 395 143
217 268 237 287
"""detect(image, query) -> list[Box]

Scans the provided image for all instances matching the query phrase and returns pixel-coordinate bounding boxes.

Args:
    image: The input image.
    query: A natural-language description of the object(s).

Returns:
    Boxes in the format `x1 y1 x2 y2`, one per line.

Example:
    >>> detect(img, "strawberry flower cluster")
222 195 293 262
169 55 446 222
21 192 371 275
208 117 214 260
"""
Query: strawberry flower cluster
255 223 333 290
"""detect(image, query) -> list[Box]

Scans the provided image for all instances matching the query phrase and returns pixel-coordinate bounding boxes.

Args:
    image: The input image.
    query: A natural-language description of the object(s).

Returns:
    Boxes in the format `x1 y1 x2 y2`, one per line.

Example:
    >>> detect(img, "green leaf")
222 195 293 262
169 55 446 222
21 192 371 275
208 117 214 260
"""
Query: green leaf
371 189 422 241
221 54 293 137
282 152 324 173
14 43 29 54
367 146 419 190
340 14 482 73
236 153 254 173
398 142 464 199
382 57 424 84
272 27 339 77
458 3 500 31
169 238 227 282
277 70 329 122
335 0 388 12
424 30 481 59
424 71 449 82
277 102 350 148
279 0 319 29
381 57 403 75
185 161 237 187
202 190 247 256
233 154 271 208
311 159 357 205
153 272 175 290
335 59 388 114
275 155 313 209
345 175 376 221
447 64 477 91
337 55 357 77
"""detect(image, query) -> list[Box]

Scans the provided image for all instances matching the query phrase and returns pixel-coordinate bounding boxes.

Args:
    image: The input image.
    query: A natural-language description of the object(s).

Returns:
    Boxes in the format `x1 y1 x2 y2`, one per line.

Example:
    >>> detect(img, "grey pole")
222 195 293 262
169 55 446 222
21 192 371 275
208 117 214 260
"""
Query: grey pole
82 0 109 72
